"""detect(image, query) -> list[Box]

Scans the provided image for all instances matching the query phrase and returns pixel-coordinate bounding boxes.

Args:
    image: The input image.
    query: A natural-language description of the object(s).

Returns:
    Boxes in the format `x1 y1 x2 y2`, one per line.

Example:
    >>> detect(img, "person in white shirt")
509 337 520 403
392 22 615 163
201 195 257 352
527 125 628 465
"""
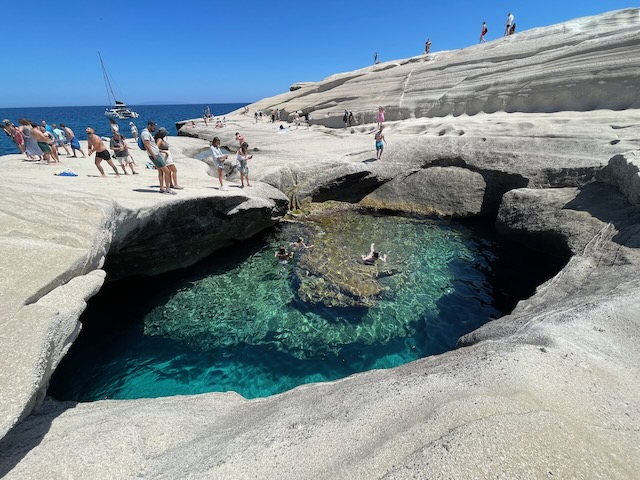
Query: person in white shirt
209 136 229 190
505 12 514 36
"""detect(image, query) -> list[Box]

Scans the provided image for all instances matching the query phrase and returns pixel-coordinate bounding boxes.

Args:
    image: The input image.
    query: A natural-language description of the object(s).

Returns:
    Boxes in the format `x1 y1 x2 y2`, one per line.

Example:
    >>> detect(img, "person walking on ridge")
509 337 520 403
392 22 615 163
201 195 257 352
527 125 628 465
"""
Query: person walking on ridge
504 12 514 36
424 38 431 54
480 22 488 43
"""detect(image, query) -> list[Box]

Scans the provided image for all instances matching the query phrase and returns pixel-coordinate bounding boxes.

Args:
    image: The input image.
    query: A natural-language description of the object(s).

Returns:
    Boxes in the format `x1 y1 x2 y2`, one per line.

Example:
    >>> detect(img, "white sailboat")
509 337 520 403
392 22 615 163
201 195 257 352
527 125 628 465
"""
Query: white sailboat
99 52 139 119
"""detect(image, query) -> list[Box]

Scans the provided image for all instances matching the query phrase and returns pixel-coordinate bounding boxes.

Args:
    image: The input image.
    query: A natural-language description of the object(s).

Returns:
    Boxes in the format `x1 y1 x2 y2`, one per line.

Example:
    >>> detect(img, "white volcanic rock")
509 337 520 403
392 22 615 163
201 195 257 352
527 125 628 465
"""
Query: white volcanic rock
361 166 486 217
1 8 640 480
246 8 640 126
0 136 287 440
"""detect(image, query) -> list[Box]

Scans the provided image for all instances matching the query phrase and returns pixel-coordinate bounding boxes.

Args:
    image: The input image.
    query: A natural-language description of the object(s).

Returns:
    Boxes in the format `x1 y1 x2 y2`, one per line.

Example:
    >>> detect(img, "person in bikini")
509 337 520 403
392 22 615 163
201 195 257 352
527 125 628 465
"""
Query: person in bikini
86 127 120 177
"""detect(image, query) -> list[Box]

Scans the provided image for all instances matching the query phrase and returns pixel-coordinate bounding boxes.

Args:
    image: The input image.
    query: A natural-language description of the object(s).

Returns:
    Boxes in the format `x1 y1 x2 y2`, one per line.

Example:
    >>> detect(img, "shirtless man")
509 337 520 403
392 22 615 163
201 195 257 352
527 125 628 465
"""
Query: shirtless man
86 128 120 177
60 123 86 157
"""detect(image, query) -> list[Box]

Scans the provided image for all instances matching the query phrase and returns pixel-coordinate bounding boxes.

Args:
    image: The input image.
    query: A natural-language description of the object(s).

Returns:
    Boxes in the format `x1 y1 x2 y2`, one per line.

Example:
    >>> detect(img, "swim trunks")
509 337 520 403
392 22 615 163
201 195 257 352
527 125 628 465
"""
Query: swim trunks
95 150 111 160
376 141 384 150
70 137 81 150
37 142 52 153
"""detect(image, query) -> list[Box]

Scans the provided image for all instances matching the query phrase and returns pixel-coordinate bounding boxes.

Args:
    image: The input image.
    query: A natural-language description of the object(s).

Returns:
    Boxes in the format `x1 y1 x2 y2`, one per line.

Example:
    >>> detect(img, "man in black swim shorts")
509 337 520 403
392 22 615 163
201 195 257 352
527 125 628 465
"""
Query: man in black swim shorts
86 127 120 177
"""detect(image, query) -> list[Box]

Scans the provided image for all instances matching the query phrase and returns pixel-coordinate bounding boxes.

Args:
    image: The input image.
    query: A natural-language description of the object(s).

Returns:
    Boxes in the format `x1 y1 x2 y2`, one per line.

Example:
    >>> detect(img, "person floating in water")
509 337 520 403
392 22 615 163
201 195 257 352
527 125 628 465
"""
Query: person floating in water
275 246 294 266
290 237 313 249
361 243 387 265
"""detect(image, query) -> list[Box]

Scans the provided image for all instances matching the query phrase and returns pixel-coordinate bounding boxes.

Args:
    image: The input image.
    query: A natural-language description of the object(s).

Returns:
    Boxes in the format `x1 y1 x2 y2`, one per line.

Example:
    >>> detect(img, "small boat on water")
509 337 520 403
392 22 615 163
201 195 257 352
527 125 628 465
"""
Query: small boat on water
105 101 139 119
99 52 139 119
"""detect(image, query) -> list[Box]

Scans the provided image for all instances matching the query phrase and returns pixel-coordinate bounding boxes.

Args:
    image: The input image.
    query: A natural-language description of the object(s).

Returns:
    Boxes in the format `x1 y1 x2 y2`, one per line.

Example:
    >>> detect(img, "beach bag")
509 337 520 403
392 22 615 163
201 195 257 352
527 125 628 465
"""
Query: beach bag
137 135 145 150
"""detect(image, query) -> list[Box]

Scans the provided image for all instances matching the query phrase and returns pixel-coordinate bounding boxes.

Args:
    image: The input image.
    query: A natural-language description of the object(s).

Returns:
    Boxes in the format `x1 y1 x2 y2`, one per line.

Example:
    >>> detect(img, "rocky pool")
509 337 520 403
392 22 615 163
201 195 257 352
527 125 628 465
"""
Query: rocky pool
49 207 564 401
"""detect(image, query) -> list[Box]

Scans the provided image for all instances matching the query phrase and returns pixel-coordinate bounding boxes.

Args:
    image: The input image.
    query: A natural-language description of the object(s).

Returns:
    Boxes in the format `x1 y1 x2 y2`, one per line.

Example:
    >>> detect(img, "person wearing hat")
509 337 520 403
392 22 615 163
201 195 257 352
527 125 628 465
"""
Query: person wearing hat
129 121 138 141
141 121 174 194
86 127 120 176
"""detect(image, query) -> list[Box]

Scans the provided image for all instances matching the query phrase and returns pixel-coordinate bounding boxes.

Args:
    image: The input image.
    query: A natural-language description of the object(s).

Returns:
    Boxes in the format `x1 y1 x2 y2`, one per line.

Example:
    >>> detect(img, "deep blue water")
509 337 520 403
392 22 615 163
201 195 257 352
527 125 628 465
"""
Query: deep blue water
0 103 247 156
48 212 564 401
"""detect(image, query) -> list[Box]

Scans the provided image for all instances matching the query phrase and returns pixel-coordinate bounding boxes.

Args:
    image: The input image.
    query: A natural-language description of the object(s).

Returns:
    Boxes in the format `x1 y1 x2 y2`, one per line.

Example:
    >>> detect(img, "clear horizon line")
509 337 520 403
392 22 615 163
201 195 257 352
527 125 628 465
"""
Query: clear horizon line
0 101 253 109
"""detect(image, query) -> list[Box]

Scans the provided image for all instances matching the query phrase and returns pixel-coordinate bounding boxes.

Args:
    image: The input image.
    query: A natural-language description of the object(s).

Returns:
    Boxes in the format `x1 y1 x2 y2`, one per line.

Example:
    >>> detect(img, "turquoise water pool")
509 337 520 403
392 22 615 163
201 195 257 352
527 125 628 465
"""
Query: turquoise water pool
49 210 563 401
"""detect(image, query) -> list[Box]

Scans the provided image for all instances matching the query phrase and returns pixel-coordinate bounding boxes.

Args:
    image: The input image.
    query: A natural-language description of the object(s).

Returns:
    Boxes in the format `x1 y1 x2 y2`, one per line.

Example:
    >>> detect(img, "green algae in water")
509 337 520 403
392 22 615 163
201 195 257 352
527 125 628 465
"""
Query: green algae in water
49 211 558 401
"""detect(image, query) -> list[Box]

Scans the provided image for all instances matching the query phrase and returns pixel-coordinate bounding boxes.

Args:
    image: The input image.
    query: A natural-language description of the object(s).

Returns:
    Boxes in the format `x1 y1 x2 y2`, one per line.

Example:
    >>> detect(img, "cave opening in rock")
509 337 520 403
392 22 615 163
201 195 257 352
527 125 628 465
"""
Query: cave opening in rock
48 208 565 401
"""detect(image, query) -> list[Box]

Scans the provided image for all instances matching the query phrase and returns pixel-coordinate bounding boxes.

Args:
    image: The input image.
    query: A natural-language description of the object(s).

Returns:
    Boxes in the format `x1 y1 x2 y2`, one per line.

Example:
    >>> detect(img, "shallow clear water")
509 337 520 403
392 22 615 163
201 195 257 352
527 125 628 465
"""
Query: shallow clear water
49 211 562 401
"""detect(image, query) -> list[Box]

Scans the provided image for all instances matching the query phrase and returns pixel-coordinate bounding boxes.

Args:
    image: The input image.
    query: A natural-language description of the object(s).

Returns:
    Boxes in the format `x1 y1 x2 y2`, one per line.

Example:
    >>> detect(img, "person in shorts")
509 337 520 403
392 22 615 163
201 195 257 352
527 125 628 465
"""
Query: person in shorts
374 125 386 160
141 120 174 194
110 132 137 175
209 136 229 190
129 122 138 140
86 127 120 176
52 124 72 155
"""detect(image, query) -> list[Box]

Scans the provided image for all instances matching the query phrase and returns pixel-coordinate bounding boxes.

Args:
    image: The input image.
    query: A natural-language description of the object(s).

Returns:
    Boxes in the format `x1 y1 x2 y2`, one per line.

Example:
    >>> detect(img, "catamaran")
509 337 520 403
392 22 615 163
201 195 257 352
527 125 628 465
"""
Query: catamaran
99 52 139 119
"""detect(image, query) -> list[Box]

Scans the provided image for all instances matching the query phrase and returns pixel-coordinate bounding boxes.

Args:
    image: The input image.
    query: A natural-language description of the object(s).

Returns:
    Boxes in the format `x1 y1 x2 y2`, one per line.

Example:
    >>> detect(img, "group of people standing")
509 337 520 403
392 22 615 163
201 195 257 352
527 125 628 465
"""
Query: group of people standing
139 120 182 193
208 131 253 191
479 12 516 43
2 119 86 163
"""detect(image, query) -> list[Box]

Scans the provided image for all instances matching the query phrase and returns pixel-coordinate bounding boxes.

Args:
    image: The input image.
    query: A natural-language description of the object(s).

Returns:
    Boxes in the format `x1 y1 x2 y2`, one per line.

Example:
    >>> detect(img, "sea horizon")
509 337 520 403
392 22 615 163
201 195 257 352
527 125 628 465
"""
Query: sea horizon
0 102 249 156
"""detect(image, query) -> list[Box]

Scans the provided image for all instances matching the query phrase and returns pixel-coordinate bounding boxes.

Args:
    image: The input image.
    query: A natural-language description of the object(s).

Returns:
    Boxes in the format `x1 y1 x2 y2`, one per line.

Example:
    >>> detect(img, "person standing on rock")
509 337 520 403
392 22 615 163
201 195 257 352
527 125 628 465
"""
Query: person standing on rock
210 137 229 190
129 121 138 141
480 22 488 43
424 39 431 54
60 123 86 157
375 125 386 160
236 141 253 188
110 132 137 175
377 106 385 129
86 128 120 177
504 12 514 36
141 120 174 194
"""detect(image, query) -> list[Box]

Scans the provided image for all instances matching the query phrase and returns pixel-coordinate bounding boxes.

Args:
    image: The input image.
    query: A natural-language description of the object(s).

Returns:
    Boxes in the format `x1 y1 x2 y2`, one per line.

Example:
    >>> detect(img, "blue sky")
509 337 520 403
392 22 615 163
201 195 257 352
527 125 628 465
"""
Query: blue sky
1 1 634 107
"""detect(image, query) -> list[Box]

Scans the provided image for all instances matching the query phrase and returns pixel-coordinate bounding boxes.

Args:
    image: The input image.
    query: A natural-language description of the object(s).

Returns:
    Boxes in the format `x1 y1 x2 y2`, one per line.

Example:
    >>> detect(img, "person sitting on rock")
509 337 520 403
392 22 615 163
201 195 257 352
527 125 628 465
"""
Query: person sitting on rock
290 237 313 249
361 243 387 265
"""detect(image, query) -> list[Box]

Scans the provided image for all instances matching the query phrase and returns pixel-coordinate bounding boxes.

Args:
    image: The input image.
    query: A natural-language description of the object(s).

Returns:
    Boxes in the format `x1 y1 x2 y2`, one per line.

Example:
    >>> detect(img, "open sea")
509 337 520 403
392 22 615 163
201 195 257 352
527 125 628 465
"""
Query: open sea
0 103 247 156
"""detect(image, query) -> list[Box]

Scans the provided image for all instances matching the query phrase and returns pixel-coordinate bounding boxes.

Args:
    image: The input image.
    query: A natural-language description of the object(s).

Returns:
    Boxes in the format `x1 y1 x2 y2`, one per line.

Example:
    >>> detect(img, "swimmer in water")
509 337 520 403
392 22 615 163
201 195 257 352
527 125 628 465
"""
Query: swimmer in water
289 237 313 249
361 243 387 265
275 246 294 266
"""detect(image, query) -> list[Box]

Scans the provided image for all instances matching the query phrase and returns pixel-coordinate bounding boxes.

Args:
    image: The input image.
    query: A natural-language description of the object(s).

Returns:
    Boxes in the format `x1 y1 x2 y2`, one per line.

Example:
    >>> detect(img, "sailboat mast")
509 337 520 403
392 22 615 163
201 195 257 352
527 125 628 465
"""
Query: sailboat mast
99 52 117 106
